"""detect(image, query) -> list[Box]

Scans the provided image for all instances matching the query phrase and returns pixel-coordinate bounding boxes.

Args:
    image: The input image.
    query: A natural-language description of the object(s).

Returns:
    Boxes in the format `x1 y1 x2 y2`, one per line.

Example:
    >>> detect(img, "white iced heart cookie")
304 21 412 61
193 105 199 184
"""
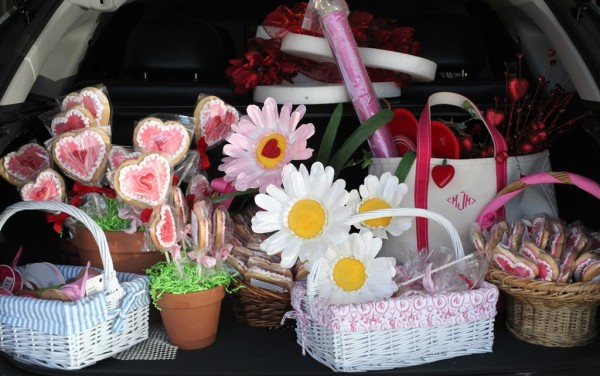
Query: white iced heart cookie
20 168 66 202
61 87 111 126
149 204 177 250
133 117 191 166
113 153 171 209
108 145 142 171
50 105 97 137
51 128 110 184
0 143 50 186
193 95 239 148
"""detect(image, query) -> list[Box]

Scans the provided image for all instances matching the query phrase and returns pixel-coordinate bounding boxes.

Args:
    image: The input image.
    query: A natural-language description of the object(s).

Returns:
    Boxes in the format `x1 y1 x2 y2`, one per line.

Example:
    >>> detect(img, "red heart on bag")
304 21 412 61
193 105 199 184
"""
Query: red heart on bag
507 77 529 102
431 162 455 188
484 108 505 128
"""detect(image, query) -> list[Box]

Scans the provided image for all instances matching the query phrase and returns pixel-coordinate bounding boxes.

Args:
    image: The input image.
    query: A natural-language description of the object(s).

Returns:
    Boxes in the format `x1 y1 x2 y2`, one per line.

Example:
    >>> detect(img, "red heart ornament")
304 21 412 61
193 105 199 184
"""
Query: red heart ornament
134 117 191 166
507 77 529 102
20 169 66 202
114 153 171 209
0 143 50 186
194 96 240 147
431 162 455 188
52 128 110 184
484 108 505 128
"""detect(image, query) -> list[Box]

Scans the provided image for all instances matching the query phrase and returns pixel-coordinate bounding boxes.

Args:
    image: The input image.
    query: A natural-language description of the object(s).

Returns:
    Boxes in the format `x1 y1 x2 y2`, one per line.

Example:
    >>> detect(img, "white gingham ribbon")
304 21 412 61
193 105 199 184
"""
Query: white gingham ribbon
112 289 146 333
281 309 309 355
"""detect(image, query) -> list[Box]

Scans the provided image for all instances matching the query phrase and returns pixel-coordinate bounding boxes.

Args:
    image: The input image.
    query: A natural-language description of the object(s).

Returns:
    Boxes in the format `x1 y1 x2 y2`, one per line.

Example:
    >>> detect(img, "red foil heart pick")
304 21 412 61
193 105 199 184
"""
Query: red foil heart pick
432 160 455 188
507 77 529 102
484 108 505 127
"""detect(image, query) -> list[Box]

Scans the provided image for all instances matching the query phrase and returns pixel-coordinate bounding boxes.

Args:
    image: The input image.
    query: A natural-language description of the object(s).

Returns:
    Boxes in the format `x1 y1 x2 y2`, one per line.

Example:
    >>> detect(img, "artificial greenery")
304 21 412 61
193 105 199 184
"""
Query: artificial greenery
91 197 140 232
146 261 241 309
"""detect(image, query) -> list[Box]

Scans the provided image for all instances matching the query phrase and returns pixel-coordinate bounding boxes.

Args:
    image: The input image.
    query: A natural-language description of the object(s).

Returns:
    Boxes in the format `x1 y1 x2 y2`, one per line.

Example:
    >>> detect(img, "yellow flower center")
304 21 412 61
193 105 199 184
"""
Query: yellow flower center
256 133 287 169
358 198 392 228
287 199 326 239
333 257 366 291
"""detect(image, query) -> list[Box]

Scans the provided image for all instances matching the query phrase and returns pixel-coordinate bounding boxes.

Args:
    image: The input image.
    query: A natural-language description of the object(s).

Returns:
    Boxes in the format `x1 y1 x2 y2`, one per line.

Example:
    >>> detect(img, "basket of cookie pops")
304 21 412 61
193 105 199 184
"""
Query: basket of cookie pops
222 205 308 328
473 171 600 347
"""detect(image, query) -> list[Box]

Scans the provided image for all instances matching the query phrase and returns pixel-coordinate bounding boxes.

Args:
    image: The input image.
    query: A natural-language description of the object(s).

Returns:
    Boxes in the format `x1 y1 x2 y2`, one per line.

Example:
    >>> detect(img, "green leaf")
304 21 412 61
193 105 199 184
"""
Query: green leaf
210 188 258 204
394 150 416 183
328 109 394 179
316 103 343 165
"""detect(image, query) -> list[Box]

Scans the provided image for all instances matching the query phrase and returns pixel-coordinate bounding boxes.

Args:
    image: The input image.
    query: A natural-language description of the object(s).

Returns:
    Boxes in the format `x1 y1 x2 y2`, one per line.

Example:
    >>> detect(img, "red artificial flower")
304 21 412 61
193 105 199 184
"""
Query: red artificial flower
225 38 298 94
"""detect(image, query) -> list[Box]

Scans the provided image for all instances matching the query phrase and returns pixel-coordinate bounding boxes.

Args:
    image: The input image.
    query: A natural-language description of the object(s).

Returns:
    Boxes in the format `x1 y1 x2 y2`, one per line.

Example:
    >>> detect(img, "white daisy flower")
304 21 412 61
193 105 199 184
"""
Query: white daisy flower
251 162 351 268
348 172 412 239
315 232 397 305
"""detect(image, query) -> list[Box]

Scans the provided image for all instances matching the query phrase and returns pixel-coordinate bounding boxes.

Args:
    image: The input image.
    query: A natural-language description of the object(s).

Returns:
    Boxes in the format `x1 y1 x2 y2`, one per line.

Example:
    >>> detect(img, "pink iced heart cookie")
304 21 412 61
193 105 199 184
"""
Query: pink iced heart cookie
61 92 82 111
149 204 177 250
51 105 97 137
108 145 141 171
20 168 66 202
0 143 50 186
133 117 191 166
114 153 171 209
62 87 111 126
193 95 239 147
52 128 110 184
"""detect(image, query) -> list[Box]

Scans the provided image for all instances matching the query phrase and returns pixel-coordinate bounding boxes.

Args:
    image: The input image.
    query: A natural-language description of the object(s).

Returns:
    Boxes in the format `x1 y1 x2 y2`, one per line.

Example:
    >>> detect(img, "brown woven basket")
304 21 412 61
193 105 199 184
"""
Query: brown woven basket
225 277 291 328
479 171 600 347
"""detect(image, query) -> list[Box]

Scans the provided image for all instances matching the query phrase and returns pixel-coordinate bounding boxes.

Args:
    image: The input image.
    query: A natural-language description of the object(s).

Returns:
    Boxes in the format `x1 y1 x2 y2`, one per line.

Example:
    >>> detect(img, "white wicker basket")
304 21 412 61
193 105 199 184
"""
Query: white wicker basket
288 208 499 372
0 201 150 370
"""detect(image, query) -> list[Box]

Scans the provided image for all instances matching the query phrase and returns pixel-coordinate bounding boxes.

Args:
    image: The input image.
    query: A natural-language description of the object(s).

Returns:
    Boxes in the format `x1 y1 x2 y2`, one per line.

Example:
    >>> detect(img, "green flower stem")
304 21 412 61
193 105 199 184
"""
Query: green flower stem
210 188 258 203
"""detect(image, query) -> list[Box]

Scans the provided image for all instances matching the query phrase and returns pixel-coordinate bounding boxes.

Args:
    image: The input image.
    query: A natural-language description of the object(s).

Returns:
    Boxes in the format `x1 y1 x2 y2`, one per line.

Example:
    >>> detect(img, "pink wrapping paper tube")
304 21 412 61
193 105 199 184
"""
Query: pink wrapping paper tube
319 8 399 158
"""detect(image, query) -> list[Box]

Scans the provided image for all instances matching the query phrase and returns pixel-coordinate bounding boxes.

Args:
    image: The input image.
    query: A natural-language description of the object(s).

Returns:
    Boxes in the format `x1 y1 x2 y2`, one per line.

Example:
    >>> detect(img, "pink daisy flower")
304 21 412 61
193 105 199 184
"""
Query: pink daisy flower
218 97 315 192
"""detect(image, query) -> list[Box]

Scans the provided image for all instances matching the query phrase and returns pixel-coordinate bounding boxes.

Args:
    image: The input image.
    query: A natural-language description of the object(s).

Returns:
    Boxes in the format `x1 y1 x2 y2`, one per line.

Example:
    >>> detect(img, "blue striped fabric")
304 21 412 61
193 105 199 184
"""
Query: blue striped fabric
0 264 149 336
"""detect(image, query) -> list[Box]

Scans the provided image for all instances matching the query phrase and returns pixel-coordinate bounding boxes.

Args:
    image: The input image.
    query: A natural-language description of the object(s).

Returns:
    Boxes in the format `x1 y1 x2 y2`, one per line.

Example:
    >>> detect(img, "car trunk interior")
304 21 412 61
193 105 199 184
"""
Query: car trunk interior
0 0 599 265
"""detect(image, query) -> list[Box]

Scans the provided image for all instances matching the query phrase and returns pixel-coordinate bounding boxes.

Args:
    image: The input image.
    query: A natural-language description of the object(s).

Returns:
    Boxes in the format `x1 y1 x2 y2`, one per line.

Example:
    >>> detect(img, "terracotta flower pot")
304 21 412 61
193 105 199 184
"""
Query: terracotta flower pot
70 227 164 275
157 285 225 350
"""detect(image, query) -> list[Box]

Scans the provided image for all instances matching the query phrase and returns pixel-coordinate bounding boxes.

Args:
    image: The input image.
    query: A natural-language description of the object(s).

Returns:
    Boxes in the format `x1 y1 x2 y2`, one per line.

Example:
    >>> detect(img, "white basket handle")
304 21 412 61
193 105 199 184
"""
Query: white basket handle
305 208 466 304
0 201 125 309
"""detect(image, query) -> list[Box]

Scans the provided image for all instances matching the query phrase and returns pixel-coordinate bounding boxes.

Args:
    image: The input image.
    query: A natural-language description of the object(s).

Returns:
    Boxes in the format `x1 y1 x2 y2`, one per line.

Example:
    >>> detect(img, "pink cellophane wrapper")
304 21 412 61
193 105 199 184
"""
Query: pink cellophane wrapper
291 281 498 332
308 0 398 158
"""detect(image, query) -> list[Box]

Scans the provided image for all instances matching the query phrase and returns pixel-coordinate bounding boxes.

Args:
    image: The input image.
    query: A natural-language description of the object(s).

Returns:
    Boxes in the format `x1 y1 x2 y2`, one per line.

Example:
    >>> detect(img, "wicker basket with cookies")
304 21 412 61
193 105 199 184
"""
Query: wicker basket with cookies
473 171 600 347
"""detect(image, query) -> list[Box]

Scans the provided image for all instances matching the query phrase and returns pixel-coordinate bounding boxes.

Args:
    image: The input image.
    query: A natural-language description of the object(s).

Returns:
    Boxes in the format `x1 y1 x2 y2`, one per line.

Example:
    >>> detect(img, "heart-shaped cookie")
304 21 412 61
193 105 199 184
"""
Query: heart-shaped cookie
51 106 97 137
61 86 111 126
20 168 66 202
0 143 51 186
193 95 239 148
62 87 111 126
171 185 189 228
52 128 110 184
149 204 177 250
114 153 171 209
133 117 191 166
108 145 142 171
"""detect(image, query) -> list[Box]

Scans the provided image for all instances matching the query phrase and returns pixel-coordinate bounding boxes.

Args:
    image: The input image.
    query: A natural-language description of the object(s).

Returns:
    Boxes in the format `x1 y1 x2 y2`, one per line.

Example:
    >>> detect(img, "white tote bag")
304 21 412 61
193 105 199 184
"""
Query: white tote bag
369 92 558 259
